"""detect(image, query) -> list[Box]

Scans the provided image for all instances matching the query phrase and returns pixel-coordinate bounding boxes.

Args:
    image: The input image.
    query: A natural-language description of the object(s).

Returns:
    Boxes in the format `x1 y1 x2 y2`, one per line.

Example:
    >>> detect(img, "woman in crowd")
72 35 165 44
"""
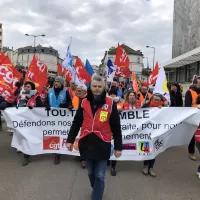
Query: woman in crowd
123 91 141 110
14 81 43 166
142 93 165 177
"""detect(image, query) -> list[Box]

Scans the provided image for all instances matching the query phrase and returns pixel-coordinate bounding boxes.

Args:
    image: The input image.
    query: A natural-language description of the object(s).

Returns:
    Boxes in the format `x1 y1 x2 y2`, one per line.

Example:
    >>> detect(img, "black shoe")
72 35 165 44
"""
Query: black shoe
111 168 117 176
22 158 29 166
54 155 61 165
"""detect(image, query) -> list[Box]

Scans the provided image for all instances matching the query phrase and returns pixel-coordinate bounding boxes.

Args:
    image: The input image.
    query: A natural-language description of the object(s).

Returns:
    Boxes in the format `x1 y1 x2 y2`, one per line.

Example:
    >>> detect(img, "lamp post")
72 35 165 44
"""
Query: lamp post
146 46 155 70
143 56 149 69
25 34 45 51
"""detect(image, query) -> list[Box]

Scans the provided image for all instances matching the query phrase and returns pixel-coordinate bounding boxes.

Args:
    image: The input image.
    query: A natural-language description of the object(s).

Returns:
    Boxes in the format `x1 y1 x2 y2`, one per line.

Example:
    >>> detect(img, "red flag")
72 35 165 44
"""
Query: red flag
114 43 130 67
57 63 65 75
0 56 16 103
74 58 91 84
148 61 159 85
131 72 139 93
13 68 23 88
0 51 6 64
25 55 48 93
64 69 72 81
115 66 131 78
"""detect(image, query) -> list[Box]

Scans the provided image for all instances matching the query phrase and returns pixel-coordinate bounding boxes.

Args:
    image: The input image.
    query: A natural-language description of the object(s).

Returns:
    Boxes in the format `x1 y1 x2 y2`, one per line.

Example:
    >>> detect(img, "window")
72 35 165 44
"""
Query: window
42 49 44 52
28 55 29 60
137 57 140 63
28 49 30 52
22 55 23 61
168 72 176 82
178 67 185 82
187 63 197 81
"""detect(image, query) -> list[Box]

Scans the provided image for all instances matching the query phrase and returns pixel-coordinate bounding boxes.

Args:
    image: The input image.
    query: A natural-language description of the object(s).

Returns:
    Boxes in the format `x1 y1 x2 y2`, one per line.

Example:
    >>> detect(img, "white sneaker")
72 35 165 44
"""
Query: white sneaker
7 129 11 133
197 172 200 179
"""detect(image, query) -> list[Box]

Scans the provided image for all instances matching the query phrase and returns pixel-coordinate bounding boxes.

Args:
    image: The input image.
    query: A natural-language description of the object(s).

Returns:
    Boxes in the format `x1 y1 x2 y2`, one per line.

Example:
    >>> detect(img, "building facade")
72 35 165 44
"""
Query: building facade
164 0 200 90
99 44 144 80
0 24 3 51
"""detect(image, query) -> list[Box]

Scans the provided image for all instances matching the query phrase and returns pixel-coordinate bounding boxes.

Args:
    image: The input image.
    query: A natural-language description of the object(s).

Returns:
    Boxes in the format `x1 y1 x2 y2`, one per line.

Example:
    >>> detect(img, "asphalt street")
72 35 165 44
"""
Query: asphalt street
0 122 200 200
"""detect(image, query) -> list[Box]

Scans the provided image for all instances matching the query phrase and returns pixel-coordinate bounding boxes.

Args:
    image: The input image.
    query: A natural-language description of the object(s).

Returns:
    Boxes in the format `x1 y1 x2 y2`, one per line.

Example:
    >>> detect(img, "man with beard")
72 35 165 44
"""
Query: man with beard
185 77 200 161
45 76 72 165
66 75 122 200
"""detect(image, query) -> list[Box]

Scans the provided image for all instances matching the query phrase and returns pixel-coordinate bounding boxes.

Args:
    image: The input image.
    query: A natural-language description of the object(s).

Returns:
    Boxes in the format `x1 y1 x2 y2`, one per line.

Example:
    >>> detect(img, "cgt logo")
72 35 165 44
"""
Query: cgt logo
43 136 60 150
138 141 150 156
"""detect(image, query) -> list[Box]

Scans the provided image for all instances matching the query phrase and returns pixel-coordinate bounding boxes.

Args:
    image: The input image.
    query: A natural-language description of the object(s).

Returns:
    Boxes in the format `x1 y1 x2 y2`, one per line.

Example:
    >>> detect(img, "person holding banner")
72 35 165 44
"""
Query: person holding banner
15 81 43 166
138 83 152 106
123 91 141 110
66 75 122 200
66 80 77 99
185 77 200 161
45 76 72 165
107 88 124 176
142 93 165 177
0 95 7 131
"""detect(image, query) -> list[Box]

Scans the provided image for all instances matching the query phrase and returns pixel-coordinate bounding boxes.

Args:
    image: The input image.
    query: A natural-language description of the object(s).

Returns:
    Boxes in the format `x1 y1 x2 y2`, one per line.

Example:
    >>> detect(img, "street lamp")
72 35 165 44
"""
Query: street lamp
146 46 155 70
25 34 45 50
143 57 149 69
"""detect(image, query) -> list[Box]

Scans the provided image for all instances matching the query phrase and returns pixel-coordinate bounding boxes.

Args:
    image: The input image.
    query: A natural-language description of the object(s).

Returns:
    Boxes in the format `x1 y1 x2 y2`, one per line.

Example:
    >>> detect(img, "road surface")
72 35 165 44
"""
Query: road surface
0 123 200 200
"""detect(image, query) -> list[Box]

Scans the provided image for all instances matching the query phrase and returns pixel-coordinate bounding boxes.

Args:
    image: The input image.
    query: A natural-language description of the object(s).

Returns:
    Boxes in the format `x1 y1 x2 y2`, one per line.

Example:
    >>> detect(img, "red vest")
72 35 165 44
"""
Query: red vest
123 101 141 110
17 94 39 107
195 124 200 142
80 97 113 142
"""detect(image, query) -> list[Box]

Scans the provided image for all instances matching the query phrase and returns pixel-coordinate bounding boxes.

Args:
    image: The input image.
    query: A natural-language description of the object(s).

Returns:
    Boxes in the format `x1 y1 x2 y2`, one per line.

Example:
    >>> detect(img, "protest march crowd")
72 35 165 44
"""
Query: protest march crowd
0 43 200 200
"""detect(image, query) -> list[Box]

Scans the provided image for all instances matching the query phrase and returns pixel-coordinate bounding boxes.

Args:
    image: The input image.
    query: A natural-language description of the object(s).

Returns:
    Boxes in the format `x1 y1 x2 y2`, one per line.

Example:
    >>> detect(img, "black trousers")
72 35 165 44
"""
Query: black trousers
144 159 155 169
107 160 117 168
188 135 195 154
0 111 2 128
24 154 30 159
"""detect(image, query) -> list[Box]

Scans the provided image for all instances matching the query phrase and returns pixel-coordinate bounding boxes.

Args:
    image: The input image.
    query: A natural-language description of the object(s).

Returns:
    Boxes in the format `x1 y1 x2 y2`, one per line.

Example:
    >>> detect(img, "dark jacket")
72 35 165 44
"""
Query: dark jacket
185 85 200 107
0 95 7 110
170 91 183 107
67 89 122 160
45 86 71 108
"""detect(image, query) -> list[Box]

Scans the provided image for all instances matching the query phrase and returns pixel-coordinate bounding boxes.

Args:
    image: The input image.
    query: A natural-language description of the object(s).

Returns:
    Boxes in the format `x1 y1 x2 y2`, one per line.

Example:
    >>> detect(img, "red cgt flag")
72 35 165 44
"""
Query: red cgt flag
64 69 72 81
148 61 159 85
57 62 65 75
25 54 48 93
114 43 130 67
0 56 17 103
74 57 91 84
115 65 131 78
0 51 6 64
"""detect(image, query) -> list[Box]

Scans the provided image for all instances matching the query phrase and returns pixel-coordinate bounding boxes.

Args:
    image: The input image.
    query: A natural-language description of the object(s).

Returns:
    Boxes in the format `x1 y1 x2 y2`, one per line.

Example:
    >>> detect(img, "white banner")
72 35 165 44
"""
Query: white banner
3 107 200 161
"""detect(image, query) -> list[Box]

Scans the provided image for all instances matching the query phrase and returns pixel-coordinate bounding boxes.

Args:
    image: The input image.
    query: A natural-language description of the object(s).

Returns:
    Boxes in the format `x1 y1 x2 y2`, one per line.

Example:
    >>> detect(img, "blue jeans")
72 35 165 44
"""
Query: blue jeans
86 159 107 200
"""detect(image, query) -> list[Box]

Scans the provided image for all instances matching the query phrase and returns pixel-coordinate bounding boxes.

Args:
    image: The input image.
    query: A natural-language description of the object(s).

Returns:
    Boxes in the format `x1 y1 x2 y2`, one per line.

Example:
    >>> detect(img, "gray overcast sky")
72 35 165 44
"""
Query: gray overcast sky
0 0 174 67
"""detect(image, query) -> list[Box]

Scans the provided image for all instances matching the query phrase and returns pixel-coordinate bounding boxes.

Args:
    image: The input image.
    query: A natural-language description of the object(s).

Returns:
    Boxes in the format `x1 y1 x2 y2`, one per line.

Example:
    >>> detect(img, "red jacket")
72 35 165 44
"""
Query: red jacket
17 94 39 107
195 124 200 142
80 97 113 142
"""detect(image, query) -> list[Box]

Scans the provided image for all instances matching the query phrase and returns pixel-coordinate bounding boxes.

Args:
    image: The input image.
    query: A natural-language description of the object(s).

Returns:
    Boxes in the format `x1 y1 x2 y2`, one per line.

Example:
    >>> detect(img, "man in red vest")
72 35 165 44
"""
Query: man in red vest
66 75 122 200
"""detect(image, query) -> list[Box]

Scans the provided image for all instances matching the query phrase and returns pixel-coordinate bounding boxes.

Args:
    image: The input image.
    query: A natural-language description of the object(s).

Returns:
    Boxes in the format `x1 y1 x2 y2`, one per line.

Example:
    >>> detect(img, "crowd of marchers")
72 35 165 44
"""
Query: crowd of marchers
0 74 200 200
